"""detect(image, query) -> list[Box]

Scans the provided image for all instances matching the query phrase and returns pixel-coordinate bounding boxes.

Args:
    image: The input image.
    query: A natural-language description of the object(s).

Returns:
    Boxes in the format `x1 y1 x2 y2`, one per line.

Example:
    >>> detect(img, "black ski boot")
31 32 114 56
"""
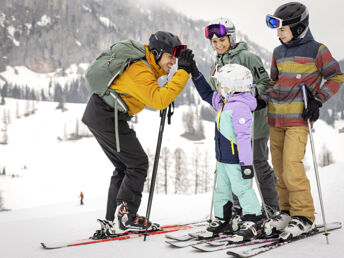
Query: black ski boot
230 214 263 242
114 202 160 233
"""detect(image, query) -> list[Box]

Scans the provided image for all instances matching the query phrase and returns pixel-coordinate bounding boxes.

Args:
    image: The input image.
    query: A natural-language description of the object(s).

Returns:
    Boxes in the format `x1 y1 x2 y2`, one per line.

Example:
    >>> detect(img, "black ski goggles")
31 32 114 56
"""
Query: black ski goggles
173 45 187 57
205 24 227 39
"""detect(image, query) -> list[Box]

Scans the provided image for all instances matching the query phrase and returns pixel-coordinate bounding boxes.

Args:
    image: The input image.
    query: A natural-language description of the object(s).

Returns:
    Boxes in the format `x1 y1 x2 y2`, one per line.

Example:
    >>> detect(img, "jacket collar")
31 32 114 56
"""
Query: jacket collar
281 29 314 48
216 42 248 61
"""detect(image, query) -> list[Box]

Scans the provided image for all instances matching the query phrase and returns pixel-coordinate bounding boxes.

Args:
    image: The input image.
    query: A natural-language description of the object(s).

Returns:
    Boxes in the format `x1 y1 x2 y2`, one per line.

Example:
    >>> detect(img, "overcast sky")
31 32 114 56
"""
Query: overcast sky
140 0 344 60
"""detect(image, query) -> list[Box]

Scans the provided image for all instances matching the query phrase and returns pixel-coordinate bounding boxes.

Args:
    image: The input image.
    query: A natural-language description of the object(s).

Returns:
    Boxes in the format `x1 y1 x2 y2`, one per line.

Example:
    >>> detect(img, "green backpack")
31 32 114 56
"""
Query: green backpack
85 39 152 152
85 39 152 113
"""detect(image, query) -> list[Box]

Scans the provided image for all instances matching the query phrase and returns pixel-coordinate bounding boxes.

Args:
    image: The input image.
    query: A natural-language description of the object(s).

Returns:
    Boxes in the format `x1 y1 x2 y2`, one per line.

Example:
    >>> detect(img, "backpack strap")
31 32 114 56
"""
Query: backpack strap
107 58 154 152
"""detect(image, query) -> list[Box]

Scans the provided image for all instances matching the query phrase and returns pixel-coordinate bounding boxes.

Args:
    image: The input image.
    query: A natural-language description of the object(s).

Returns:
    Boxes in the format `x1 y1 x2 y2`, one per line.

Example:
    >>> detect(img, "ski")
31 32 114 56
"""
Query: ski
192 238 278 252
41 222 204 249
165 229 206 241
226 221 342 257
165 234 233 248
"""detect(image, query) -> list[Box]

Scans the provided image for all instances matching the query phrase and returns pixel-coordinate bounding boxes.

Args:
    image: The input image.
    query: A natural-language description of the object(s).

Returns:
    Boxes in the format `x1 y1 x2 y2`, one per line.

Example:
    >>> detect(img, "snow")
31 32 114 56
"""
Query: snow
0 98 343 257
7 25 20 46
36 14 51 27
98 16 117 30
0 12 5 27
0 65 88 90
75 39 82 47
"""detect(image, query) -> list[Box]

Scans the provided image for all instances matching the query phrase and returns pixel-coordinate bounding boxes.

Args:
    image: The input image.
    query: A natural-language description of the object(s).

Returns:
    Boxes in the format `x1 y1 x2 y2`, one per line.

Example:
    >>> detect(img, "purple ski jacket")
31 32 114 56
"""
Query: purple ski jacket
193 74 257 165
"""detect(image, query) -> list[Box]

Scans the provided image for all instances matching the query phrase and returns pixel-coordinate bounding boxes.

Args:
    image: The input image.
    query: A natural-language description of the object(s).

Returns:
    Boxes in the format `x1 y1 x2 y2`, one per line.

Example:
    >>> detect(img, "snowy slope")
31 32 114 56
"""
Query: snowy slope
0 98 343 257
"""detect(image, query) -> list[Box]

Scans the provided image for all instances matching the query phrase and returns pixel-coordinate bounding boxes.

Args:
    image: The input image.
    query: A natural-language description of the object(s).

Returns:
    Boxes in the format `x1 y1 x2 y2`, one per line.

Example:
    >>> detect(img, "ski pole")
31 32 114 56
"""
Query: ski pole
251 84 270 220
299 82 329 244
143 106 168 241
208 166 217 223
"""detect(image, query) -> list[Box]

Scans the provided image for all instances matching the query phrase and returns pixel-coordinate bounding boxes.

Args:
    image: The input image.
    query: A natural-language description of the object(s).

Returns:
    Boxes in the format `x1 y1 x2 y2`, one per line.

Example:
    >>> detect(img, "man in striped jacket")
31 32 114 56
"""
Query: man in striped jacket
262 2 343 239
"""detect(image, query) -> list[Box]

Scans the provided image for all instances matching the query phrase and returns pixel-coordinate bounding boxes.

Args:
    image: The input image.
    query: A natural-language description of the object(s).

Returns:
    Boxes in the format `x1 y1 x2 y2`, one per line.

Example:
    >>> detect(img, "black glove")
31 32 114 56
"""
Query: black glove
302 97 322 122
191 60 200 78
255 96 267 111
241 165 254 179
177 49 194 74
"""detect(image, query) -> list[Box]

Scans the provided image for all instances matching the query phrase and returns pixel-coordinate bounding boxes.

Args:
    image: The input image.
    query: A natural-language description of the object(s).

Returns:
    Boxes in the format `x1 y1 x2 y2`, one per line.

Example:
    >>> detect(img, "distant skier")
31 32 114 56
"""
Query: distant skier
80 192 84 205
190 63 264 242
82 31 195 237
262 2 343 239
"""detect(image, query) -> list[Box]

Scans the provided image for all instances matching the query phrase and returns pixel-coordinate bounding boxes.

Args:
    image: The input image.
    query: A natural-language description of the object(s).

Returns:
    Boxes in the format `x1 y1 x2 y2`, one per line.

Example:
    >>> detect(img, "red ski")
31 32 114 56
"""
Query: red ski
41 224 197 249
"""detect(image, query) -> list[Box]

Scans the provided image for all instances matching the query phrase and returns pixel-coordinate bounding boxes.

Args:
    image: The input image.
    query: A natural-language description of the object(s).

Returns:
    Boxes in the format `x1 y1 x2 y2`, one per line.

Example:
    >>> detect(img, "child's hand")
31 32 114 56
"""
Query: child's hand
241 165 254 179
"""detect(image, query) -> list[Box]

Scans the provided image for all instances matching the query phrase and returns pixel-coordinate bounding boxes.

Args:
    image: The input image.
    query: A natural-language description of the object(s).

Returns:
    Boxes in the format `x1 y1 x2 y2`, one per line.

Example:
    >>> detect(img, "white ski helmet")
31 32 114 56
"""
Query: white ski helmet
206 17 236 46
212 64 253 97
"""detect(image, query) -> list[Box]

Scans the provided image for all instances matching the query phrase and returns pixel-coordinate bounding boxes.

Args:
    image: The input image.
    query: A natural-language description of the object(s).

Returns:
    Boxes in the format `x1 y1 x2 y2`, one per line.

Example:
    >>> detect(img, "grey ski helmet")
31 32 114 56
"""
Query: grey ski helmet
148 31 182 62
206 18 236 46
273 2 309 39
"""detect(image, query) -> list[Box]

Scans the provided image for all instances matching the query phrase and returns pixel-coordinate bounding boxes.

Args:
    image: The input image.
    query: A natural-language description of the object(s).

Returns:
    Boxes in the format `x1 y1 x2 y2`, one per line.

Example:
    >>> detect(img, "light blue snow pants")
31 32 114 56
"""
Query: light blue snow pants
214 162 262 219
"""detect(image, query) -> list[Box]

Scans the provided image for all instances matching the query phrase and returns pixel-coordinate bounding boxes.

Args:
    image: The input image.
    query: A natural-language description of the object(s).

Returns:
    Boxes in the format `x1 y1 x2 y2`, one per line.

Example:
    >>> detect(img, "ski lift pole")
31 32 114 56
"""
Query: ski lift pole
299 82 329 244
143 105 168 241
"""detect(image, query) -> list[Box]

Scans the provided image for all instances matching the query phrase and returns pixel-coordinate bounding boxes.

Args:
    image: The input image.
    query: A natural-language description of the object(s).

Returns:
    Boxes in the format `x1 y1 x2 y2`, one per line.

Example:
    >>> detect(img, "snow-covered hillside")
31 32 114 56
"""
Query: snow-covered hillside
0 98 343 258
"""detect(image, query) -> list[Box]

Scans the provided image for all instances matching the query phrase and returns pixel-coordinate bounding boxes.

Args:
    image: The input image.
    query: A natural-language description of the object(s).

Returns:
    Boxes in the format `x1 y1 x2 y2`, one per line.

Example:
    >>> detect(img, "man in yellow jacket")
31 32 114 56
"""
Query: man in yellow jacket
82 31 194 236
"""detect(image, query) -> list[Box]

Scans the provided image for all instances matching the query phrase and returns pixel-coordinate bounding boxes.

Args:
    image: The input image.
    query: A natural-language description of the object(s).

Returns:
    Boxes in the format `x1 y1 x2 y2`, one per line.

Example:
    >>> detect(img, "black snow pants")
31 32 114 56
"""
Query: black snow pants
82 94 148 221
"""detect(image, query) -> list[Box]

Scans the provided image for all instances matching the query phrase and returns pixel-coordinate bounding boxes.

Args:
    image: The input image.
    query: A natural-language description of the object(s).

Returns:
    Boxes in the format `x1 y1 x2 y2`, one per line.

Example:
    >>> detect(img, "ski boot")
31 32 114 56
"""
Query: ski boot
279 216 315 241
264 211 291 236
113 202 160 234
230 214 263 242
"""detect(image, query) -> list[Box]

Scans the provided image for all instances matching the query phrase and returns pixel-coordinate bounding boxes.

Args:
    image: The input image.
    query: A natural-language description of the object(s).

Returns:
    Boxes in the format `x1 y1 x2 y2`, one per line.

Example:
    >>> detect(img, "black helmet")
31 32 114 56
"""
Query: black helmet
149 31 182 62
273 2 309 39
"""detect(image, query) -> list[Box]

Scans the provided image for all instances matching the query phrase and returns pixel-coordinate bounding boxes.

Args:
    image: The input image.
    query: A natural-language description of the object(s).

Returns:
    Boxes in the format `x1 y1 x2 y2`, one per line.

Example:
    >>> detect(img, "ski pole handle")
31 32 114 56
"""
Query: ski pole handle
299 82 308 109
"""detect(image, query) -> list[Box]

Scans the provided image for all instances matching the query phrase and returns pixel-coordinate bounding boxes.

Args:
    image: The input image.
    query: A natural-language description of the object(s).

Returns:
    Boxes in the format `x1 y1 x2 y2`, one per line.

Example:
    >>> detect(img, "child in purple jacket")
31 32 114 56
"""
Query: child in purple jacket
192 64 262 241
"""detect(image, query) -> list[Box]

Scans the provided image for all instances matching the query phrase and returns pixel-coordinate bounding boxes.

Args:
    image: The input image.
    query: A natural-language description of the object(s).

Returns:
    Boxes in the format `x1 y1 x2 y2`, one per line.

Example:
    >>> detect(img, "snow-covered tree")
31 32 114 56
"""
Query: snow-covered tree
160 146 171 194
318 144 334 167
174 148 189 194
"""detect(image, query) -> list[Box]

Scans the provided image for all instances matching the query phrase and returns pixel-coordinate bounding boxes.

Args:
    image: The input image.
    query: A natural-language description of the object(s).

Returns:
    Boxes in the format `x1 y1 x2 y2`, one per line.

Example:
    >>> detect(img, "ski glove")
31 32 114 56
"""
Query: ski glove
302 97 322 122
241 165 254 179
177 49 194 74
255 96 267 111
190 60 200 78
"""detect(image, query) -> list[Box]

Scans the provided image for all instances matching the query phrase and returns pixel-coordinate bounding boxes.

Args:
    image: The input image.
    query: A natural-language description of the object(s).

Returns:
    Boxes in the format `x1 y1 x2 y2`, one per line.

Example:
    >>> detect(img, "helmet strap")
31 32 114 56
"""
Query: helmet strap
151 49 162 63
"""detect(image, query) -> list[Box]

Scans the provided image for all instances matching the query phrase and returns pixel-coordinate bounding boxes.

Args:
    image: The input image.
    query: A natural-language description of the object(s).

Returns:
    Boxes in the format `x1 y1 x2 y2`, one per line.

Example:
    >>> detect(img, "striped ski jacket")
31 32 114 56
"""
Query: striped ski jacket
262 29 343 127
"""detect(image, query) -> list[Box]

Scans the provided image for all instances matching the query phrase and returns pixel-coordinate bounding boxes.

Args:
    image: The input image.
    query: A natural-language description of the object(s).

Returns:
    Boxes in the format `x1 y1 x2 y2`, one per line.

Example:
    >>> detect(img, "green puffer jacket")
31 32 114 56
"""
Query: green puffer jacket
209 42 269 140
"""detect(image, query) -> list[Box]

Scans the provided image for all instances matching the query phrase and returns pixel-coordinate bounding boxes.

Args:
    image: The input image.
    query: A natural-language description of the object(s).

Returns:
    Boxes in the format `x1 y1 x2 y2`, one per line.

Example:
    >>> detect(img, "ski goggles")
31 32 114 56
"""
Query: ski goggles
173 45 187 57
266 14 303 29
205 24 227 39
266 15 284 29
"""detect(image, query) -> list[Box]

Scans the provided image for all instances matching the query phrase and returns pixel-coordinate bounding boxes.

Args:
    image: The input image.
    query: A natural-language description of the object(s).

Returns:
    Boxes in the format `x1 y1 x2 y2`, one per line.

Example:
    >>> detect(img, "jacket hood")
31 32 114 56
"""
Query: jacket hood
144 45 167 78
225 92 257 111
